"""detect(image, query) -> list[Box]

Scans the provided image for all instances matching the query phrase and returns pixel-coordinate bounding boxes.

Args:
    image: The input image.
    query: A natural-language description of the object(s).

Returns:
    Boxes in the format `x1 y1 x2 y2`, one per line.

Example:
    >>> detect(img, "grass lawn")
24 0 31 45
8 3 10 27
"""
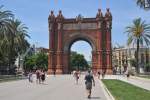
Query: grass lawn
102 79 150 100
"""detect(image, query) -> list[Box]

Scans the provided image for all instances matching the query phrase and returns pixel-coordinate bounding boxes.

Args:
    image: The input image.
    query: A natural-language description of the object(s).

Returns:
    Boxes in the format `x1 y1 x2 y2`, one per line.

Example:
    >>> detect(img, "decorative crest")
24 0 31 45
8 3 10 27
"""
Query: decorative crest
105 8 112 19
56 10 64 22
48 11 55 22
76 14 83 23
96 9 103 18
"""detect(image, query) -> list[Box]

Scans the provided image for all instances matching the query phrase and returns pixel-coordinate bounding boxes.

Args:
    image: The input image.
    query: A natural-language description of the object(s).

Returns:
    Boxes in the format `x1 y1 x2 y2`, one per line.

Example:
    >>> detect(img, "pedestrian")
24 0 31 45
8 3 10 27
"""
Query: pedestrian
97 71 101 79
28 71 33 83
53 70 56 77
41 70 46 83
84 70 95 99
127 72 130 80
36 69 41 84
74 70 79 84
102 70 106 79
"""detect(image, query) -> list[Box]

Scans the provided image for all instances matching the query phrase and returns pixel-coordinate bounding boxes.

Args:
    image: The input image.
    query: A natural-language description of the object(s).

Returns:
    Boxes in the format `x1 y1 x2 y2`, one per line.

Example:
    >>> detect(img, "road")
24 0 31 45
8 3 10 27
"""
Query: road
0 75 107 100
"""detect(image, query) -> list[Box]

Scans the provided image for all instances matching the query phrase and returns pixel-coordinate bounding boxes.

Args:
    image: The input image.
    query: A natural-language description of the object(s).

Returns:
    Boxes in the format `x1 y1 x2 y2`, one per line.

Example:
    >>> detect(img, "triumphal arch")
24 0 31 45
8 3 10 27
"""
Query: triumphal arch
48 9 112 74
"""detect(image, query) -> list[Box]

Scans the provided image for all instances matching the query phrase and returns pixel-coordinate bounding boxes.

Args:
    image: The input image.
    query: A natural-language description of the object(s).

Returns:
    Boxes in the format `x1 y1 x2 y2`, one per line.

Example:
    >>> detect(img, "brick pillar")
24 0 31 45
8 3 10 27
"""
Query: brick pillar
48 12 55 74
48 50 54 74
104 8 112 74
56 23 63 74
92 51 97 75
96 9 103 73
97 29 102 71
106 29 112 74
63 52 69 74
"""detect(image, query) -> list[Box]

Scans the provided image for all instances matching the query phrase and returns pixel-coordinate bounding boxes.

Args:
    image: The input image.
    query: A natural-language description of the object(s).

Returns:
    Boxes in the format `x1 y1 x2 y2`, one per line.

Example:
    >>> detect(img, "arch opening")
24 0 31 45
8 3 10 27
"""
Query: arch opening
69 40 92 71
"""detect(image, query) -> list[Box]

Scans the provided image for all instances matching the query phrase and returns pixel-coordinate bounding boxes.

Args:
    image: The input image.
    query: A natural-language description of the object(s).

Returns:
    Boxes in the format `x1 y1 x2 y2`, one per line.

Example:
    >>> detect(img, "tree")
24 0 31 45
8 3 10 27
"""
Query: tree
35 53 48 70
136 0 150 10
130 58 137 68
0 5 13 39
0 6 30 74
125 18 150 73
70 51 89 71
24 52 48 71
0 6 13 67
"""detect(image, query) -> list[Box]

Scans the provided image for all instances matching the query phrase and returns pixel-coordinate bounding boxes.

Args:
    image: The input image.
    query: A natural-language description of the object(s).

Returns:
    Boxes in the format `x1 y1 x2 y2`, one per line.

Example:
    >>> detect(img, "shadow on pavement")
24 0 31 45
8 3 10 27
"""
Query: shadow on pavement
90 97 101 99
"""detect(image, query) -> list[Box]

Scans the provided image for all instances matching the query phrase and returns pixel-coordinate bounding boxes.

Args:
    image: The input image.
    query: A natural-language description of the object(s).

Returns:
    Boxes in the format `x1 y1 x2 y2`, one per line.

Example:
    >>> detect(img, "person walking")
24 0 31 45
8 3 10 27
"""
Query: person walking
36 69 41 84
28 71 33 83
74 70 79 84
41 70 46 83
97 71 101 79
84 70 95 99
102 70 106 79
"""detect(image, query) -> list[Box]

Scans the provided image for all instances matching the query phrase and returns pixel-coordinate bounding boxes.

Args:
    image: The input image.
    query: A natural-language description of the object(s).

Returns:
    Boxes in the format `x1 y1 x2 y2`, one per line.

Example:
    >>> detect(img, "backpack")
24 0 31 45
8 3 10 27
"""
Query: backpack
85 74 93 84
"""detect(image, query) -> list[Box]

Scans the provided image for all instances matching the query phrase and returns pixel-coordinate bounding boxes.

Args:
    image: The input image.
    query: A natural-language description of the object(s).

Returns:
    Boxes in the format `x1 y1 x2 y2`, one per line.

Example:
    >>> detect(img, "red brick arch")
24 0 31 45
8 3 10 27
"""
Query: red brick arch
63 33 96 52
48 9 112 74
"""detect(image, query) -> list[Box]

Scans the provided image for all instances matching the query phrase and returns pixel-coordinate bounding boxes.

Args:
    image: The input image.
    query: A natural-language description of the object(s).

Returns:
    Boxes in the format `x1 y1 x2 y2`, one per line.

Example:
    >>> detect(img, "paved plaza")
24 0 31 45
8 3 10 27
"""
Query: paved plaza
1 75 150 100
0 75 107 100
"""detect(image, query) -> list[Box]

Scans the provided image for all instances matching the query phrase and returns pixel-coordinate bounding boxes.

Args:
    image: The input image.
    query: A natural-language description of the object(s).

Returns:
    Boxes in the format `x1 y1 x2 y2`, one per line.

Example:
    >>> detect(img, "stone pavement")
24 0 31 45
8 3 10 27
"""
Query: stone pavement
103 75 150 91
0 75 107 100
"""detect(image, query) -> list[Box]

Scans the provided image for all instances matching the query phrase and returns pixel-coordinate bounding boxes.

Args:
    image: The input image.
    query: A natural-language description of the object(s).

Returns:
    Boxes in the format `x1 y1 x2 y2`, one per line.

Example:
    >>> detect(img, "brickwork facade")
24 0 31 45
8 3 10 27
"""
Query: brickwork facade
48 9 113 74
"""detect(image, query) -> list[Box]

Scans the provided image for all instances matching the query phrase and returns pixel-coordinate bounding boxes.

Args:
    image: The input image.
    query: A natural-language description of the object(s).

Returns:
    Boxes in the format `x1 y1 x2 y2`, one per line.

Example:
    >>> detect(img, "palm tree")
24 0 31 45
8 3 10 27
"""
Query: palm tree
136 0 150 10
6 19 30 67
125 18 150 73
0 6 13 67
0 5 13 39
0 6 30 74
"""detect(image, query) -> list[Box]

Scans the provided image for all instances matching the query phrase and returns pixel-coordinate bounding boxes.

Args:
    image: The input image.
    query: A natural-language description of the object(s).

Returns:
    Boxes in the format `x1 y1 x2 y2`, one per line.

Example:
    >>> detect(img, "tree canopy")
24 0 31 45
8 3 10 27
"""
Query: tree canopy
24 52 48 71
125 18 150 73
0 6 30 74
70 51 89 71
136 0 150 10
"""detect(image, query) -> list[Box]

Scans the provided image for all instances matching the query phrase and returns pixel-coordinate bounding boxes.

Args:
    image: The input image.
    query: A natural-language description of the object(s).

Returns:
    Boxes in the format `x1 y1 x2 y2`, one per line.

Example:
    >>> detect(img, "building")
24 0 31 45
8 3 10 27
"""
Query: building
35 47 49 54
48 9 112 74
112 47 150 73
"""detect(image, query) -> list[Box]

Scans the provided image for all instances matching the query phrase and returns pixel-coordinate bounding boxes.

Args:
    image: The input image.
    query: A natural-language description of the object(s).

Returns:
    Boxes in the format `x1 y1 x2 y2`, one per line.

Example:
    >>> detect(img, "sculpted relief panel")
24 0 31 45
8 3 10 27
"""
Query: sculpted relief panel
63 23 97 30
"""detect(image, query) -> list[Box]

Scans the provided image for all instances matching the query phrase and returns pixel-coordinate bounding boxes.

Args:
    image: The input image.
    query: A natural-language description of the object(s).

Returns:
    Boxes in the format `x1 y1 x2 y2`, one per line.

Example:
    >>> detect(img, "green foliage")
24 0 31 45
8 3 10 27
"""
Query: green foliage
0 6 30 72
130 59 137 67
145 62 150 68
102 79 150 100
136 0 150 10
125 18 150 73
35 53 48 70
125 18 150 46
24 53 48 71
144 62 150 72
70 51 89 70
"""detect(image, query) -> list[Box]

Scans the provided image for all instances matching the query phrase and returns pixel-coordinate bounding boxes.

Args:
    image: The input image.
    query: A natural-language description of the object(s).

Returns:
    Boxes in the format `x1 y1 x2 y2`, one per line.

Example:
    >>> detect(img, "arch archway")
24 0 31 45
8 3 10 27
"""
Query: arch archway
69 40 92 71
48 9 113 74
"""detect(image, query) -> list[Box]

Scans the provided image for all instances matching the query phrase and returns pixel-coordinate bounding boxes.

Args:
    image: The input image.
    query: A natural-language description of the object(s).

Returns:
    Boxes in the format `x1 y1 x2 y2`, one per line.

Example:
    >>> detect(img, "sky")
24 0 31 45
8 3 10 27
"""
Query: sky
1 0 150 61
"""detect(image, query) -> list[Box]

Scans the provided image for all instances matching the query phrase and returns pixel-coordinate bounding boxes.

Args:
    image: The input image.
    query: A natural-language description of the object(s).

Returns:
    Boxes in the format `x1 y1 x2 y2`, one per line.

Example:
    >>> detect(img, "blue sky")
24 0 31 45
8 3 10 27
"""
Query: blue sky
1 0 150 61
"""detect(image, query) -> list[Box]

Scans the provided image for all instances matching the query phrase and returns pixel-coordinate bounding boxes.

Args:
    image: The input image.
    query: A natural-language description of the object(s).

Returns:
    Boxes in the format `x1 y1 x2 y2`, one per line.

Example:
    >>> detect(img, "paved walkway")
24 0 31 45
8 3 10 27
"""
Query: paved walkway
104 75 150 91
0 75 107 100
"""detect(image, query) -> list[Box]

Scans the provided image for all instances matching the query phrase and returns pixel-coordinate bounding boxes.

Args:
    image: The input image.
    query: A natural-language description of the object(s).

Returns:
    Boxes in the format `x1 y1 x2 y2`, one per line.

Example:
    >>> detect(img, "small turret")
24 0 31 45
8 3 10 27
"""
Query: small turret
96 9 103 19
48 11 55 23
56 10 64 22
105 8 112 29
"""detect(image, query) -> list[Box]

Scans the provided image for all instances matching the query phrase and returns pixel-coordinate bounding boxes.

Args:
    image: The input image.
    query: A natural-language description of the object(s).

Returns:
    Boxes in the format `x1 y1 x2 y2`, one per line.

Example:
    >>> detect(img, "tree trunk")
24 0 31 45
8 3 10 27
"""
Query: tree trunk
136 39 140 73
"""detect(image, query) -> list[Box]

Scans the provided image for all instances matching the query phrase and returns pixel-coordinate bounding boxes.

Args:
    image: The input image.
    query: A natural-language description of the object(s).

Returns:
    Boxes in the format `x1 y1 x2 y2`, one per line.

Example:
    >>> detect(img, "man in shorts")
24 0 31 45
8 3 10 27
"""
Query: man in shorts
84 70 95 99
